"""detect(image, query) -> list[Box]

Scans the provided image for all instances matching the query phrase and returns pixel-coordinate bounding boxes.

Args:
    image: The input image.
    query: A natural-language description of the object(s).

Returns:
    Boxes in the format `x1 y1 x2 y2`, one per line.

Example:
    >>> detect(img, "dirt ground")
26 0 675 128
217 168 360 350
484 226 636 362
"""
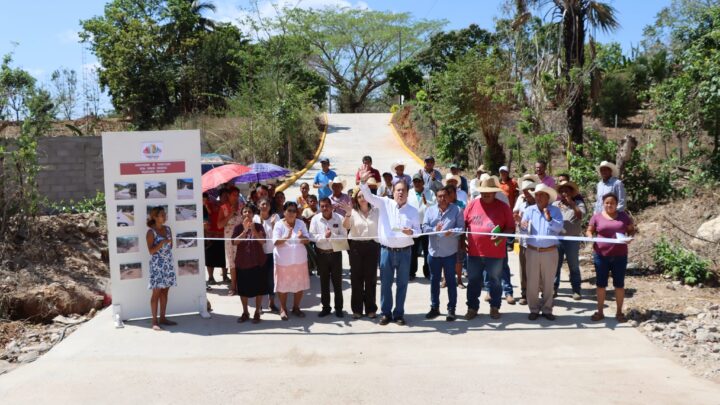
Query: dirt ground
0 213 109 374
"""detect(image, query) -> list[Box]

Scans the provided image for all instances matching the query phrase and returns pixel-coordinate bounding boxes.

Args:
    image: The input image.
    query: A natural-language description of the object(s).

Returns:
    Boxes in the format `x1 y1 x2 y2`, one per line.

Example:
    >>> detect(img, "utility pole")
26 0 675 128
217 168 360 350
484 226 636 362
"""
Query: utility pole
398 30 403 106
328 70 332 114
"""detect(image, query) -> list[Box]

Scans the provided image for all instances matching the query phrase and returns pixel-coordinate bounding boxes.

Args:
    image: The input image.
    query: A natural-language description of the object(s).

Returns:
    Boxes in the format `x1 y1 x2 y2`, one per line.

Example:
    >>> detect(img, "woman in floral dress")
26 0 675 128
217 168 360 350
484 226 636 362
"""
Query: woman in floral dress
146 206 177 331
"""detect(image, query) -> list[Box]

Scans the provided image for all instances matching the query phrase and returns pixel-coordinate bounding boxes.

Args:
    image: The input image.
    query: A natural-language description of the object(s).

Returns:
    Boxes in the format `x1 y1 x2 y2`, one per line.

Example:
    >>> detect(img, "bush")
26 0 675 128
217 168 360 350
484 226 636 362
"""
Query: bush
390 104 400 113
652 238 712 286
593 71 638 126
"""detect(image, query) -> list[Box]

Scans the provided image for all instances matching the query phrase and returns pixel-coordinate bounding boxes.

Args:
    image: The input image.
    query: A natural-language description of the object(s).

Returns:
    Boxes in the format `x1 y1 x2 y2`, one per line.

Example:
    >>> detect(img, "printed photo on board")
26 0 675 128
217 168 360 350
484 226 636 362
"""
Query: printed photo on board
175 204 197 221
119 262 142 280
145 181 167 199
178 259 200 276
116 205 134 227
177 178 194 200
116 236 139 254
114 182 137 200
176 231 198 248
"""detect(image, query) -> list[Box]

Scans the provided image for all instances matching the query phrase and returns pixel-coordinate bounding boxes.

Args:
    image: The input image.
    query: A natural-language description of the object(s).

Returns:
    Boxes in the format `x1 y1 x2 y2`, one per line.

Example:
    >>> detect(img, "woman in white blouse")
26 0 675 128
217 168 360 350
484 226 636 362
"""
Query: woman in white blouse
272 201 311 321
341 188 380 319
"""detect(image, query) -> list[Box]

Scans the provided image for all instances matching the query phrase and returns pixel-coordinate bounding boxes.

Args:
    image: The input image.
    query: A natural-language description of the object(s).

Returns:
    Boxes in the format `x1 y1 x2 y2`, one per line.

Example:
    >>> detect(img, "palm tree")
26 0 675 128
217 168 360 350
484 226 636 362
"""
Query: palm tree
514 0 619 152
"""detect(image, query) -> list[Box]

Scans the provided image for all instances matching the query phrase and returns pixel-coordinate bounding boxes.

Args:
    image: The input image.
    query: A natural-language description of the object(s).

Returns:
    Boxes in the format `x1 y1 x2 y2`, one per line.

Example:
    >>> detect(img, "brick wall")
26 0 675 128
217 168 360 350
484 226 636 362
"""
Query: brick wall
37 137 104 202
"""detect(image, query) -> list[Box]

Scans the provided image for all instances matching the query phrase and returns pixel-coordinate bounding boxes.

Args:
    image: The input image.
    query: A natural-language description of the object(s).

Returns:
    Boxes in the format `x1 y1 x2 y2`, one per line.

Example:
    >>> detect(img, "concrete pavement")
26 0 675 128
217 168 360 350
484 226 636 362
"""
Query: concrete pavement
1 113 718 404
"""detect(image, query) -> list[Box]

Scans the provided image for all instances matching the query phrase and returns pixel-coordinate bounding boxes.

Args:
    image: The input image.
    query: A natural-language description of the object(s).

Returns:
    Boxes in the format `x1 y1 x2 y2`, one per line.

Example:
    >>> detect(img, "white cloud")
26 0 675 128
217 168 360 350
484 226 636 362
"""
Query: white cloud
57 29 81 44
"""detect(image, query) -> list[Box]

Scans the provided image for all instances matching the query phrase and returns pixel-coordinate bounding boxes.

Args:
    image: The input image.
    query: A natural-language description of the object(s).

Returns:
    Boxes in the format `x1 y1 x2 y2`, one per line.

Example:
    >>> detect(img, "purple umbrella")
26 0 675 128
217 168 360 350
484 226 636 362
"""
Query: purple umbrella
234 162 291 184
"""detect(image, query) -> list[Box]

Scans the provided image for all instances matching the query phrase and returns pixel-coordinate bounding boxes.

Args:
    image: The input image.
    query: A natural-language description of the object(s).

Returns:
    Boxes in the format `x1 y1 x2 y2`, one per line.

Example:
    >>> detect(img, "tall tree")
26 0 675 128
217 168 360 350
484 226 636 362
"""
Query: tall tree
50 68 78 120
0 53 36 121
519 0 619 152
279 8 443 112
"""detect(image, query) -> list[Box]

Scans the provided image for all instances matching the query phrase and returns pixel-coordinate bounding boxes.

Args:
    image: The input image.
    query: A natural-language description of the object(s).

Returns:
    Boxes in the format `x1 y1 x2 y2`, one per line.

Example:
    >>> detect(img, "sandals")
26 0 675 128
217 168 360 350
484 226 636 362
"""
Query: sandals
227 289 236 296
280 311 289 321
457 282 467 290
252 311 261 324
237 312 250 323
151 323 163 331
591 312 605 322
291 307 306 318
615 313 628 323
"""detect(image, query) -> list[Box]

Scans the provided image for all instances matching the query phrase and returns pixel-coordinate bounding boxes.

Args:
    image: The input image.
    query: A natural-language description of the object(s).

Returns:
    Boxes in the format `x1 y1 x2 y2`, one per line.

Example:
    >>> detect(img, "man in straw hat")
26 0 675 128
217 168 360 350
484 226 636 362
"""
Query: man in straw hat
594 161 626 214
449 163 469 193
463 176 515 320
553 180 587 300
391 161 412 190
519 183 564 320
444 173 468 207
359 172 421 326
513 174 539 305
329 176 352 217
468 165 487 198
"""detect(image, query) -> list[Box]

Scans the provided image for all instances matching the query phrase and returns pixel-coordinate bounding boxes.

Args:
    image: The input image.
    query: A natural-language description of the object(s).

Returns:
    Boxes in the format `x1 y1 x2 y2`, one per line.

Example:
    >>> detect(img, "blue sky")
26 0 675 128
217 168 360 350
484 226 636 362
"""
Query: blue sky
0 0 670 117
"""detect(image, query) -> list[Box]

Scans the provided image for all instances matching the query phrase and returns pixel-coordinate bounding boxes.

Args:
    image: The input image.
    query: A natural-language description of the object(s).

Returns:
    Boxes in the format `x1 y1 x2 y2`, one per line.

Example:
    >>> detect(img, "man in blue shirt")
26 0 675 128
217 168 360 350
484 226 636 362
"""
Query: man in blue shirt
520 183 564 321
422 186 464 321
313 157 336 200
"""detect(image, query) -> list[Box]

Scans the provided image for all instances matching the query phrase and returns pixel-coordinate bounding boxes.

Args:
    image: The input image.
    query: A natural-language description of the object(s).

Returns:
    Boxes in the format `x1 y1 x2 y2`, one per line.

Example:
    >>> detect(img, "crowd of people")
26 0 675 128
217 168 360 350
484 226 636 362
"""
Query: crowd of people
145 154 635 330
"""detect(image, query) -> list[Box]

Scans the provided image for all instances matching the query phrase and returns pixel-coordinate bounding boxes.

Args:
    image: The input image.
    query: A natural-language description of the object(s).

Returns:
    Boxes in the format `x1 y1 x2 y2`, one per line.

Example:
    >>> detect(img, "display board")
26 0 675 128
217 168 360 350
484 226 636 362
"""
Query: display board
102 130 208 326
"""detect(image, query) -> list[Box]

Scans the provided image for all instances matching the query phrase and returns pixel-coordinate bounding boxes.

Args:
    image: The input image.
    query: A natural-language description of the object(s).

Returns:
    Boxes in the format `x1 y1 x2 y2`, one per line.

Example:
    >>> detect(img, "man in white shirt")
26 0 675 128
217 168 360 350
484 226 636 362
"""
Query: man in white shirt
359 171 420 326
407 174 436 280
309 198 347 318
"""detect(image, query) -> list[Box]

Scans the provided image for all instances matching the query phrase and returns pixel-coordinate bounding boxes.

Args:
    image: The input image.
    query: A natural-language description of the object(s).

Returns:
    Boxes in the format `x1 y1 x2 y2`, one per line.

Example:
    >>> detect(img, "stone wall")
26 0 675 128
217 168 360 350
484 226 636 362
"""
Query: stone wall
37 137 104 202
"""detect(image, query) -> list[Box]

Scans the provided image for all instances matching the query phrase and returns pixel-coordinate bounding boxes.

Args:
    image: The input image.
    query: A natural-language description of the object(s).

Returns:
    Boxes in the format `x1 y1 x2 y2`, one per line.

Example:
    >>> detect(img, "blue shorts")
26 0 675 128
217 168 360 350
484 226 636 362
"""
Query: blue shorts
593 253 627 288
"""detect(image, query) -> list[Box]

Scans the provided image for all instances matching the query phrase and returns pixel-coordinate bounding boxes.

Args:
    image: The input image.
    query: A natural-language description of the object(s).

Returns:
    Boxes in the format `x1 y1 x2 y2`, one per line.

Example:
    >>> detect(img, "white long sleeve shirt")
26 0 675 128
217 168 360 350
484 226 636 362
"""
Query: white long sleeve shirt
308 212 346 251
359 182 420 248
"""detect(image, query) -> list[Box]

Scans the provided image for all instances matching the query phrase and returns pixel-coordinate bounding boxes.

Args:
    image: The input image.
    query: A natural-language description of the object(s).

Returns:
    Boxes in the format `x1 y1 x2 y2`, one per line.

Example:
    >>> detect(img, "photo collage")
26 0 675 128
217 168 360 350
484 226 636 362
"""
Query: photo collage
113 176 201 281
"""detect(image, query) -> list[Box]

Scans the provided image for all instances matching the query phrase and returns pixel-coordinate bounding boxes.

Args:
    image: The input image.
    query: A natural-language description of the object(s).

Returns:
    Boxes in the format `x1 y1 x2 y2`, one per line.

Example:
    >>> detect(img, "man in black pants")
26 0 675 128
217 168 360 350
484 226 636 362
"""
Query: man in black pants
309 198 346 318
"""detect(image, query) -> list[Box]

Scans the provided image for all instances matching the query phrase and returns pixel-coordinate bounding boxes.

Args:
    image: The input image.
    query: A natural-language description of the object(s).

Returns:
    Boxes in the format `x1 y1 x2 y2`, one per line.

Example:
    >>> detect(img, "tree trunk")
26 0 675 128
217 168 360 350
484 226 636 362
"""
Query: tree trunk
615 134 637 178
563 7 586 154
483 132 506 173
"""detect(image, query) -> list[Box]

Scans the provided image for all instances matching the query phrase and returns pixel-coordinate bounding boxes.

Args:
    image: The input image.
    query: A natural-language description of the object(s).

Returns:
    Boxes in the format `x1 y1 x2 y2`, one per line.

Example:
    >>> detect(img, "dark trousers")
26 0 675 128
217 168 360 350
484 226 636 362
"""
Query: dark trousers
317 251 343 311
349 240 379 314
410 235 430 278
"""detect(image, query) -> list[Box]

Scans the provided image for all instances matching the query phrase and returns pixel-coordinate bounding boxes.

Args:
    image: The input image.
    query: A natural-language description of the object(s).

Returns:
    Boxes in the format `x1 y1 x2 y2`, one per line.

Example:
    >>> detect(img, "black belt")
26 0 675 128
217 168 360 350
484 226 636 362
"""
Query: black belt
350 239 376 243
316 248 337 254
381 245 411 252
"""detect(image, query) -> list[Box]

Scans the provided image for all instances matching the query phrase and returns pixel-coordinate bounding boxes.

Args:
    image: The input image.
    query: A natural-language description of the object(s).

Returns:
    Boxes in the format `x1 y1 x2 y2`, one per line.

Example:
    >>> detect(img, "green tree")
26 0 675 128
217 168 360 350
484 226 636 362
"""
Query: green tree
520 0 619 152
50 68 78 120
0 53 36 121
279 8 443 112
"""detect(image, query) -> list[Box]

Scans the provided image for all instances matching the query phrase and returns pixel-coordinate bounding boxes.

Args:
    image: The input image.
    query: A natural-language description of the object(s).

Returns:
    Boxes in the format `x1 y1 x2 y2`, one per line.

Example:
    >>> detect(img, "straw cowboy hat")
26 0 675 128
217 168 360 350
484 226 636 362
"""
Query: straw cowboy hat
330 176 347 189
476 165 487 173
475 175 502 193
532 183 558 201
520 174 540 191
556 180 580 196
391 161 406 172
443 173 461 186
597 161 619 178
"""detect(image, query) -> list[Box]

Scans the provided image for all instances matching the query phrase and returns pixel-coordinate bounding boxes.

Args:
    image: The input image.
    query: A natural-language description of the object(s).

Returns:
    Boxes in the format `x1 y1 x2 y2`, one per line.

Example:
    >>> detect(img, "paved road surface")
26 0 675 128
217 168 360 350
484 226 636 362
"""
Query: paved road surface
1 113 718 404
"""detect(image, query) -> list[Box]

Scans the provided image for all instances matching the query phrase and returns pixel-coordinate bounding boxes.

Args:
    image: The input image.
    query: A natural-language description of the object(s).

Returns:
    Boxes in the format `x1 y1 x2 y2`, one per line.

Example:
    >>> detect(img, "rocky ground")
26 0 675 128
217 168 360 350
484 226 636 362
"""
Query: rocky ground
0 213 109 375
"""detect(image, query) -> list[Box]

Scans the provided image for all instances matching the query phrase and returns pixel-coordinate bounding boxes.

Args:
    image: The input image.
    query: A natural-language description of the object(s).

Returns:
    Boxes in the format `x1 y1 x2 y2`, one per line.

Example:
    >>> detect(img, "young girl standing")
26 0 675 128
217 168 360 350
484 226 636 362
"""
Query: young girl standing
146 206 178 331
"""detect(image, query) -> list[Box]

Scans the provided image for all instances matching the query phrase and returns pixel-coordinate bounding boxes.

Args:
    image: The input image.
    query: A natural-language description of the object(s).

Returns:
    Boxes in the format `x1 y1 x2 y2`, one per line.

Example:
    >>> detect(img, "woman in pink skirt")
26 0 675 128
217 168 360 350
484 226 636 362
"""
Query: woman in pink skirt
272 201 311 320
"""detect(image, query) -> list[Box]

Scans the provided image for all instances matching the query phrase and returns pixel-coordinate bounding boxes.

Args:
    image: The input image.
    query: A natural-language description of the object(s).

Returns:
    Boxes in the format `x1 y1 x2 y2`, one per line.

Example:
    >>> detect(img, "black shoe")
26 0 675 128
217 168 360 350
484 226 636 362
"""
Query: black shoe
379 316 391 325
409 274 417 281
425 308 440 319
446 309 456 322
318 308 331 318
335 310 343 318
528 313 540 320
543 313 556 321
395 318 406 326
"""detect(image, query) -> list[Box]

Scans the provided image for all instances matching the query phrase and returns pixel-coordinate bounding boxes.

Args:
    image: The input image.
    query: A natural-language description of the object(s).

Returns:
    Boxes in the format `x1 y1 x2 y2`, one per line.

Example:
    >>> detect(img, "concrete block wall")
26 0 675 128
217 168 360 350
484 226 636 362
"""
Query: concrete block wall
37 136 104 202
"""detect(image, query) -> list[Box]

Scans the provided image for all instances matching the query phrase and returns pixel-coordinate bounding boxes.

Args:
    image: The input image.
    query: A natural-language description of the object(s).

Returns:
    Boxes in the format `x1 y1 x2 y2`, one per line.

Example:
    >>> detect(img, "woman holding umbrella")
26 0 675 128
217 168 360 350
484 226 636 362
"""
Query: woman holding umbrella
218 187 245 296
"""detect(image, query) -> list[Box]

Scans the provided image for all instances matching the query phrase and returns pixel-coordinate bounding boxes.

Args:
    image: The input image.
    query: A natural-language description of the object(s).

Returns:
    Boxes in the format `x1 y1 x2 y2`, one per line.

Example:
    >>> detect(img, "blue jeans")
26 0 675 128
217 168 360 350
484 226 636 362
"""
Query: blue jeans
467 256 504 310
428 254 457 310
555 240 581 292
593 253 627 288
483 253 513 296
380 247 411 319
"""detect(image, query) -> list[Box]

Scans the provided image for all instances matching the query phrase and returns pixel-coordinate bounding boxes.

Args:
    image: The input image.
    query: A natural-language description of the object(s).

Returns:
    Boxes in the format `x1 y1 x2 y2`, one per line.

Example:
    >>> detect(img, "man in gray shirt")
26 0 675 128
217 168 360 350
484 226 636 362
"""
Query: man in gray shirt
422 186 464 321
418 156 443 193
553 180 587 300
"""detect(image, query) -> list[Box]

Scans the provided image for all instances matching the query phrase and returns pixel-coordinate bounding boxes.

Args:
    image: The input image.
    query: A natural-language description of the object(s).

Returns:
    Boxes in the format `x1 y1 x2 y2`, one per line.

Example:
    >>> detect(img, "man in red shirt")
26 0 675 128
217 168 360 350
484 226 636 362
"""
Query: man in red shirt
355 155 381 194
463 176 515 320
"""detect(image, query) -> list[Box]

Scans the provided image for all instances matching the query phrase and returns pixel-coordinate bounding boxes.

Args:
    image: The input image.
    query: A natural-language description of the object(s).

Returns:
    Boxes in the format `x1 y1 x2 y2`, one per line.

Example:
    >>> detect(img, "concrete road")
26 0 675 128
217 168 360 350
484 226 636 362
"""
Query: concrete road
1 114 718 404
